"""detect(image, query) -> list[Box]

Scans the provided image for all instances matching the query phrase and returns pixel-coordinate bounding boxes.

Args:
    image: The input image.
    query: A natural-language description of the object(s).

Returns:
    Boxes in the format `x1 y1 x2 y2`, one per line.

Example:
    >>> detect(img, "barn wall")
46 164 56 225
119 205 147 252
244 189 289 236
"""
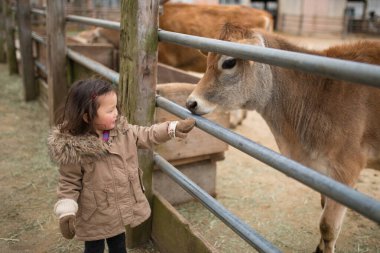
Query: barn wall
278 0 302 16
278 0 346 36
368 0 380 15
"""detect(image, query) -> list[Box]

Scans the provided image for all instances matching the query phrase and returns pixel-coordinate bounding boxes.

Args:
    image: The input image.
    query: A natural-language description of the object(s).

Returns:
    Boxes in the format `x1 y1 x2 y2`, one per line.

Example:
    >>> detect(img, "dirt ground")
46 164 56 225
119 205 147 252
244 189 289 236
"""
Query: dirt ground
0 33 380 253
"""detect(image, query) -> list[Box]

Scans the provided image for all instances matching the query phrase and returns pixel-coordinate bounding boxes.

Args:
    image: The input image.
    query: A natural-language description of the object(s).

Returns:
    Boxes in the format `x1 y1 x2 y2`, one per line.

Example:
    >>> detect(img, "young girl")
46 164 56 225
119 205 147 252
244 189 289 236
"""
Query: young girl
48 79 195 253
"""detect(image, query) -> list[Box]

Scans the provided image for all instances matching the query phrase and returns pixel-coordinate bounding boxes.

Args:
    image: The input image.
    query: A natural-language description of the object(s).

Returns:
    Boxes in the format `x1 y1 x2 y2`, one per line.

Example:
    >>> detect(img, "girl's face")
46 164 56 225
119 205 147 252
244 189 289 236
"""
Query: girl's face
93 91 118 134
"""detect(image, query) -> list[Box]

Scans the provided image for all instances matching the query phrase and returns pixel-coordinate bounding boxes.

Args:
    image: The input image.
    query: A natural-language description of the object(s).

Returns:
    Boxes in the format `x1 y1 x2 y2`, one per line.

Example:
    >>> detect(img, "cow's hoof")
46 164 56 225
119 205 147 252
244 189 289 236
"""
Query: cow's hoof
314 246 323 253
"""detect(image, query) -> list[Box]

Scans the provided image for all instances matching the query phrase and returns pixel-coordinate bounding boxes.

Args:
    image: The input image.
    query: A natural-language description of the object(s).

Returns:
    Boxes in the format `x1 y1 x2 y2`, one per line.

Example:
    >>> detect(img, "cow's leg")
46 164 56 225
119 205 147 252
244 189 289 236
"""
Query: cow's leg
315 157 363 253
315 198 347 253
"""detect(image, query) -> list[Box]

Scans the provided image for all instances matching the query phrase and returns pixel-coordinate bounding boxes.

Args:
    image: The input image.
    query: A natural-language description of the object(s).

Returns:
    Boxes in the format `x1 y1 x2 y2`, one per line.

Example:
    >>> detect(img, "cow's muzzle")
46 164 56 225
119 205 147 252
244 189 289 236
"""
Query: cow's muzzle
186 98 199 114
186 96 216 115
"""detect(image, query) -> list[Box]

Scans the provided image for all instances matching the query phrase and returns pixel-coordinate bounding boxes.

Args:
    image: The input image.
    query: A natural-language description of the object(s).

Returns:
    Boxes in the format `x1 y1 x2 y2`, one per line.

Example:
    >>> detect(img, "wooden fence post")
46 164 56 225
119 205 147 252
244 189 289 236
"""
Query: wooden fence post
119 0 159 247
47 0 67 125
0 2 6 63
5 0 18 75
17 0 37 101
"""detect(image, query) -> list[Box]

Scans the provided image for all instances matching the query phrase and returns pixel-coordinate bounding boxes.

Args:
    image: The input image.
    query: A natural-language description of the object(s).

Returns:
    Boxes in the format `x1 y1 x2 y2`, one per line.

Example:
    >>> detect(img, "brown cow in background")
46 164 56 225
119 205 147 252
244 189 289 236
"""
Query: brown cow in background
158 3 273 72
72 3 273 73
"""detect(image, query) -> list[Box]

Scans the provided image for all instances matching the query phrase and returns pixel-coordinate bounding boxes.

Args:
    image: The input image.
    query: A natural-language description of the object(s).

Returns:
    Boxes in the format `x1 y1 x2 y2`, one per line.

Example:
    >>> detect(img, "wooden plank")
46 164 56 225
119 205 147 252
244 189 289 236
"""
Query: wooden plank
47 0 68 125
5 0 18 74
17 0 37 101
152 192 218 253
164 153 225 167
152 192 217 253
0 1 6 63
157 63 201 84
119 0 159 247
38 78 48 110
70 60 98 82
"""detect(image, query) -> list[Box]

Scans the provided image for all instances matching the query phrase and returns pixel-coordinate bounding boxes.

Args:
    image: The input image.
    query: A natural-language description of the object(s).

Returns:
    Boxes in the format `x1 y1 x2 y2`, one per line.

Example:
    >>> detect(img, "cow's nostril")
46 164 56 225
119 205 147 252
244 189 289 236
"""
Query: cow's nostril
186 100 198 112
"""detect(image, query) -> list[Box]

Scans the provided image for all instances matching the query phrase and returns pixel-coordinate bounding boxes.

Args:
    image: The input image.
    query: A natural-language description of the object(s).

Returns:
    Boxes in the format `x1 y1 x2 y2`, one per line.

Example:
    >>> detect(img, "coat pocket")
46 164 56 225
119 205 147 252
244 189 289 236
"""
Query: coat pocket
129 168 146 203
94 190 109 210
79 189 97 221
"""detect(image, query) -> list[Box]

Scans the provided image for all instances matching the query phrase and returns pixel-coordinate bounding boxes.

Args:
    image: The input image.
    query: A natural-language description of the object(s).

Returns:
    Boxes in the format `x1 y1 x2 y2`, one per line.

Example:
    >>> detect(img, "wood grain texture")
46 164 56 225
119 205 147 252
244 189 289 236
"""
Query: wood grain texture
47 0 67 124
17 0 37 101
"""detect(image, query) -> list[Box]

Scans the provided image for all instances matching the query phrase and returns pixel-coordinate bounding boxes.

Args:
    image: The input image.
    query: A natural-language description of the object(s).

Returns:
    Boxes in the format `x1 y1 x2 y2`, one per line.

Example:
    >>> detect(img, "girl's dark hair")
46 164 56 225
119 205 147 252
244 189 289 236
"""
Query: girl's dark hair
56 79 117 136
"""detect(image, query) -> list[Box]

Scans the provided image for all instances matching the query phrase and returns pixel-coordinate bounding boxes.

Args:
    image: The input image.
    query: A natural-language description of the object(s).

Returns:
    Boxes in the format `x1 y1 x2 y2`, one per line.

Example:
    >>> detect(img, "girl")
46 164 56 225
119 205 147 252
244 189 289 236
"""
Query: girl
48 79 195 253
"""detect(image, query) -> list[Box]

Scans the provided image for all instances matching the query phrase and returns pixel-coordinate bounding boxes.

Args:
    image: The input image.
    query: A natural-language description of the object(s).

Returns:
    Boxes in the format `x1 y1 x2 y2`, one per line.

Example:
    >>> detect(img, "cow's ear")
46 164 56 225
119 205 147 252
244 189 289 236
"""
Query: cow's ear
199 49 209 57
238 33 265 47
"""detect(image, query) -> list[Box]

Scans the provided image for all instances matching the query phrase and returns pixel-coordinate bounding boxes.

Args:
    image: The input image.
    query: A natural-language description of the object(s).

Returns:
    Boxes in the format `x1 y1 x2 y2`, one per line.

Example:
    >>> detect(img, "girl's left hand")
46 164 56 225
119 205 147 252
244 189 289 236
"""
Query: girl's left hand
175 118 196 138
59 215 76 239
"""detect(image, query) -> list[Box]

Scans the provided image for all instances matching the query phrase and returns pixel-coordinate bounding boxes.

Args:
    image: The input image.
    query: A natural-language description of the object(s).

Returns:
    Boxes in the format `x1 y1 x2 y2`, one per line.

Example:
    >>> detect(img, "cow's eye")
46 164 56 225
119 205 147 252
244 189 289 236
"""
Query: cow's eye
222 58 236 69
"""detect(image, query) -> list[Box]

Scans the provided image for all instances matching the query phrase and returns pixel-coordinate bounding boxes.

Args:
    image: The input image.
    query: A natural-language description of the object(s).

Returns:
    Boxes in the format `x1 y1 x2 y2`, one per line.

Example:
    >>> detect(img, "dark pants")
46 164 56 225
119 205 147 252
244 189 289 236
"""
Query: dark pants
84 232 127 253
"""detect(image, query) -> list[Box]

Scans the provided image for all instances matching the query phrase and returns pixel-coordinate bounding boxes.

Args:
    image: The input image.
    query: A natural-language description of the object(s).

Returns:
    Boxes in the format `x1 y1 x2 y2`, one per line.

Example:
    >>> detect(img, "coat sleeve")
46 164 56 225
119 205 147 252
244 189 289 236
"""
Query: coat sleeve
57 163 83 202
129 122 172 149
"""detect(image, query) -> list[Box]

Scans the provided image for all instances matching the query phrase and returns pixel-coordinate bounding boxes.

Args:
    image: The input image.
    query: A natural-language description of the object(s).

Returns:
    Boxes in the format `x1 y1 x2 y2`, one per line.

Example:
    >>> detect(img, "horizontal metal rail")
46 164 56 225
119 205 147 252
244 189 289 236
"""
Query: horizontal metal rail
66 48 119 84
31 32 46 45
158 30 380 88
154 153 281 253
31 8 45 16
66 15 120 30
35 60 47 76
30 8 120 30
156 95 380 224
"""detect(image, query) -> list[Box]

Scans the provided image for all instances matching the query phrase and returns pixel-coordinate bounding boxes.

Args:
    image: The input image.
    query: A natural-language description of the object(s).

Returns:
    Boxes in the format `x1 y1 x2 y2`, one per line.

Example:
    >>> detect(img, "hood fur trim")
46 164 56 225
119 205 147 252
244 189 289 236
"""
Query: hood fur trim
48 128 108 165
48 117 130 165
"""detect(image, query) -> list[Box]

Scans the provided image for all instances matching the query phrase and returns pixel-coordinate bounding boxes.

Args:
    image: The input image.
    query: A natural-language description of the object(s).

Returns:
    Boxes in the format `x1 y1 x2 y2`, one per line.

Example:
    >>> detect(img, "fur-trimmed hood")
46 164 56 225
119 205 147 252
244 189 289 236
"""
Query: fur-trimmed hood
48 118 131 165
48 127 108 165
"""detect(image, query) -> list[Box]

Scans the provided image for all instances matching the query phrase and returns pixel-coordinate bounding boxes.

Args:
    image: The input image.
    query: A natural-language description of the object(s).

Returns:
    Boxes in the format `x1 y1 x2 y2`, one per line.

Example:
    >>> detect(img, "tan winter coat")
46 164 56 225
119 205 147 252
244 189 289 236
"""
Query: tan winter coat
48 117 171 241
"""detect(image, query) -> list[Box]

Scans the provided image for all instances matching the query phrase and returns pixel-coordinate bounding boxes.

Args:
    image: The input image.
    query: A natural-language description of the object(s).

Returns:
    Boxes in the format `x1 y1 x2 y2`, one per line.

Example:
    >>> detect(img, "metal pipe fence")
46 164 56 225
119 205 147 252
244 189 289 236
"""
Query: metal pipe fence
35 60 47 76
31 31 45 45
31 8 120 30
29 9 380 88
156 95 380 224
158 30 380 88
66 48 119 85
65 15 120 30
31 8 45 16
154 153 281 253
31 32 47 75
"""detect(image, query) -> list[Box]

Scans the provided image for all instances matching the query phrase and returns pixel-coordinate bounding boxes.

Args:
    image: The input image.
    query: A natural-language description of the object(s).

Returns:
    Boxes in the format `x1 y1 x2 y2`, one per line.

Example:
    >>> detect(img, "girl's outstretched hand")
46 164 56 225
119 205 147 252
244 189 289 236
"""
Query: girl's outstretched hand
175 118 196 138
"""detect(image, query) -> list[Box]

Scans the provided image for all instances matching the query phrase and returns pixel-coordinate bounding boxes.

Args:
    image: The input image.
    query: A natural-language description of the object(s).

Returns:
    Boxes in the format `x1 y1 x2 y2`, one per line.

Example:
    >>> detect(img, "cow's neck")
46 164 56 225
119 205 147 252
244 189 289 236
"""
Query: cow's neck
258 35 326 157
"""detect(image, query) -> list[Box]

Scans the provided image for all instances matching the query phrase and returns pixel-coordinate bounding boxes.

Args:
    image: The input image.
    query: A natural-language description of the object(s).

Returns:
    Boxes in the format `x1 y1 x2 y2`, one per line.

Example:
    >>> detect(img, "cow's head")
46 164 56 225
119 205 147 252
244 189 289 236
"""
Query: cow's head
186 23 273 115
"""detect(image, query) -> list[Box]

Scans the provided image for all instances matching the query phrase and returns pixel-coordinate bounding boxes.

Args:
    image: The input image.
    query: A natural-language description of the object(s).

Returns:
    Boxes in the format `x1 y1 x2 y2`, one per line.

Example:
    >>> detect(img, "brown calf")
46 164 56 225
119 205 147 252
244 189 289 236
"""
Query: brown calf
186 23 380 253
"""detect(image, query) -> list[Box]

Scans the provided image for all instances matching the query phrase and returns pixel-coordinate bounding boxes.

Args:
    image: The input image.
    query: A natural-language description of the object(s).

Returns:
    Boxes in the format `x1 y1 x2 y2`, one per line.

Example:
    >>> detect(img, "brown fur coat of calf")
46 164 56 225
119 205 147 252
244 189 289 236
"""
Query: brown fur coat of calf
186 24 380 253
